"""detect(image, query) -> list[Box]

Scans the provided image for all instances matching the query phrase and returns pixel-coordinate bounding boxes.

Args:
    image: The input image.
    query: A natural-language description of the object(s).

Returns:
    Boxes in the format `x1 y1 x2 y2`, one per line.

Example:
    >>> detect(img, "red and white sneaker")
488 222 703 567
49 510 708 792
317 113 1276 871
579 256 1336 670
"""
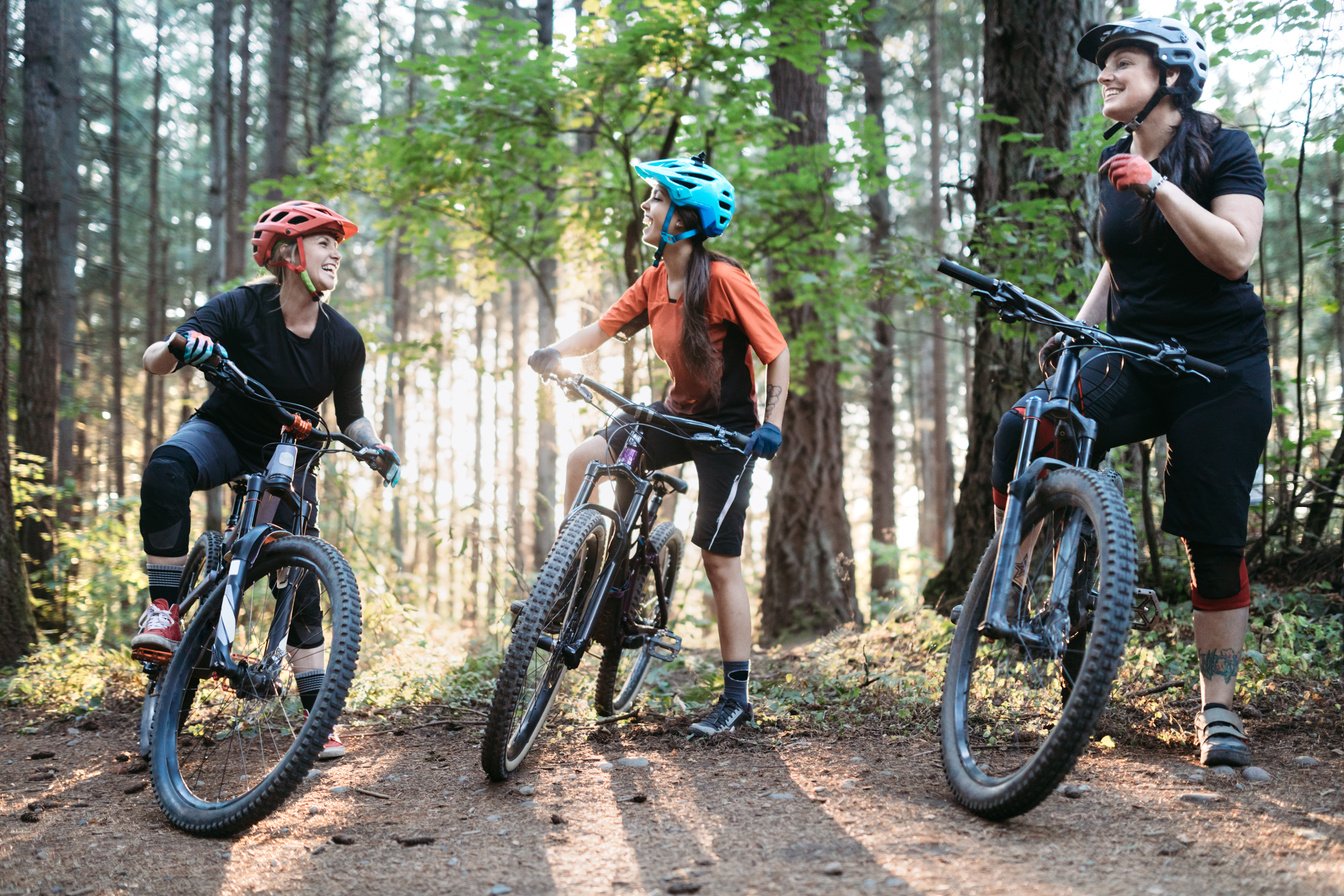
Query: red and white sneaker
318 728 346 761
131 599 182 653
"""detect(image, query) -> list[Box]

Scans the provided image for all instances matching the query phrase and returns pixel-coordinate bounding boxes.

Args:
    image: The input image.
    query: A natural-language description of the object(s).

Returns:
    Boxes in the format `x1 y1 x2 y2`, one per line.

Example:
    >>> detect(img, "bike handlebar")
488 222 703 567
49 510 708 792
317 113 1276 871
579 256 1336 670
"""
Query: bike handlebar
936 259 1227 380
548 372 751 453
166 332 388 471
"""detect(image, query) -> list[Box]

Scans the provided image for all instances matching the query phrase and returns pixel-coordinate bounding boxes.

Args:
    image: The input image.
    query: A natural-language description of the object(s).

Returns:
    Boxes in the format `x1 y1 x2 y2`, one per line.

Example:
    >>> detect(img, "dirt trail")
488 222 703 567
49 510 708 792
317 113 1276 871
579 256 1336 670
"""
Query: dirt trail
1 697 1340 896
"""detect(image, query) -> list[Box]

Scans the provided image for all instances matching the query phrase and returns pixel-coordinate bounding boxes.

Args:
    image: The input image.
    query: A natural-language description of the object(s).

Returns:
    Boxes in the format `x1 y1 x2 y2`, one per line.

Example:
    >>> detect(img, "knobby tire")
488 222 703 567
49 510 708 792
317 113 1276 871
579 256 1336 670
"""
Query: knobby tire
941 467 1137 820
150 535 361 836
481 508 607 782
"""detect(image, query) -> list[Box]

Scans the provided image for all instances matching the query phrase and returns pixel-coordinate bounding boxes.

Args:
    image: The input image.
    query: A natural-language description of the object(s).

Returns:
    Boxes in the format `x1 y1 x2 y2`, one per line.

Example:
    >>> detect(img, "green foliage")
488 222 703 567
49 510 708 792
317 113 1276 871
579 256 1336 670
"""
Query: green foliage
0 639 139 717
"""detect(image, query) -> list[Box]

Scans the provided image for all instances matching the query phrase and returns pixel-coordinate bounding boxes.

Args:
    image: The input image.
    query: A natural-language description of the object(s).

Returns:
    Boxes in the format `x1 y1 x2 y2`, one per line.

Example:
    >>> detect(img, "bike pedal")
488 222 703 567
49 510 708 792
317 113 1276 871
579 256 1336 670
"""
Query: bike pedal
132 646 173 665
1131 587 1160 631
647 629 682 662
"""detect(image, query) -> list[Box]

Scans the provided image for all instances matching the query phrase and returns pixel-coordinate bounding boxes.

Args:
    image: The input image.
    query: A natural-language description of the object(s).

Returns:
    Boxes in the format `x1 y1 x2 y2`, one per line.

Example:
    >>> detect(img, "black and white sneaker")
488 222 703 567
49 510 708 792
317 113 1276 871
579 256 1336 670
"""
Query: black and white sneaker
687 698 753 740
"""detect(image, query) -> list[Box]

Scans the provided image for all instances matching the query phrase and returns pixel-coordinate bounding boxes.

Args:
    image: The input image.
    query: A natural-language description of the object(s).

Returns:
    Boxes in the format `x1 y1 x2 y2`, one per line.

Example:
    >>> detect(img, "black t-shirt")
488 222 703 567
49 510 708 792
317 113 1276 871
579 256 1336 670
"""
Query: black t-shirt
175 283 367 469
1099 124 1268 364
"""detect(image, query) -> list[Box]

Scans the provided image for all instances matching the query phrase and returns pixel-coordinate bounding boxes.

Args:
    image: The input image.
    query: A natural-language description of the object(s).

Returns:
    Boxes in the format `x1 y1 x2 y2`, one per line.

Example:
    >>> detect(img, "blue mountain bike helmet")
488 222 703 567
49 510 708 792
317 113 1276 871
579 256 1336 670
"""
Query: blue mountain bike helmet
634 152 735 264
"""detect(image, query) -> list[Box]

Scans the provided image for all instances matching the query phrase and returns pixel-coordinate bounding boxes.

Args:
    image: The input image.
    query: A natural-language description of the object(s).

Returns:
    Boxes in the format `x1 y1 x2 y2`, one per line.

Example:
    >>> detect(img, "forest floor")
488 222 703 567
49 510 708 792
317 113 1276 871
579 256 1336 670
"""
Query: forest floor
1 637 1341 896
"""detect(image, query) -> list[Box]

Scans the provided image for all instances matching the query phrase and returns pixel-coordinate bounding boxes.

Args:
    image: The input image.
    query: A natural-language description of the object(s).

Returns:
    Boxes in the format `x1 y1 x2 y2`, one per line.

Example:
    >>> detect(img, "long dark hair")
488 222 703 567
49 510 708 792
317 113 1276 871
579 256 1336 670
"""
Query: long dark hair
1141 83 1223 232
675 207 743 408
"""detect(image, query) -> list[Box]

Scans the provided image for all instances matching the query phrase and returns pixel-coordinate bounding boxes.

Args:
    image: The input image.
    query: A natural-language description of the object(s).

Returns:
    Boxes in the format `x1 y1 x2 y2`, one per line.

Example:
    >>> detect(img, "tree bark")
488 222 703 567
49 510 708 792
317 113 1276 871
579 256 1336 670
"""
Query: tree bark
760 16 859 639
19 0 71 629
922 0 1100 612
0 0 37 664
108 1 126 500
262 0 294 190
858 0 897 600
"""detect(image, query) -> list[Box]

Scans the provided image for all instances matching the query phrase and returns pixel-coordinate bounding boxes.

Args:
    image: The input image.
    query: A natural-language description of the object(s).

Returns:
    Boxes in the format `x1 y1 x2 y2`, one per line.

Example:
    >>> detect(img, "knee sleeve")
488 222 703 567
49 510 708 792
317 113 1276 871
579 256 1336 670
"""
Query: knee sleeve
1185 541 1250 611
140 446 198 556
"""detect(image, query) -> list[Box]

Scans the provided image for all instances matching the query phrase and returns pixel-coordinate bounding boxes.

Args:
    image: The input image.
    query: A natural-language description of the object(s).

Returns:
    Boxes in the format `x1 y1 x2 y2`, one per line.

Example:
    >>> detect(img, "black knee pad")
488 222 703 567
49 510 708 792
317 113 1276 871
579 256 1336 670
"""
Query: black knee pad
140 447 198 556
1184 540 1249 609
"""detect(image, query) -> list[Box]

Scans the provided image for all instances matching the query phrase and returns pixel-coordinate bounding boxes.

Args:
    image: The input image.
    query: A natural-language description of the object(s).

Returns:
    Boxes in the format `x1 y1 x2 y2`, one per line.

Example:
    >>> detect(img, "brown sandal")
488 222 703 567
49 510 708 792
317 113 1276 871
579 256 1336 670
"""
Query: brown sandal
1196 706 1252 767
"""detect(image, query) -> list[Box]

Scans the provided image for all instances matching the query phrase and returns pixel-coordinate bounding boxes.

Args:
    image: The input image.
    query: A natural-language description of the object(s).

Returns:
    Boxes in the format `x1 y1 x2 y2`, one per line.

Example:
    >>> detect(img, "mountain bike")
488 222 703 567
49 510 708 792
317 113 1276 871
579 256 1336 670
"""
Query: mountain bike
481 374 750 782
936 259 1225 821
146 334 395 836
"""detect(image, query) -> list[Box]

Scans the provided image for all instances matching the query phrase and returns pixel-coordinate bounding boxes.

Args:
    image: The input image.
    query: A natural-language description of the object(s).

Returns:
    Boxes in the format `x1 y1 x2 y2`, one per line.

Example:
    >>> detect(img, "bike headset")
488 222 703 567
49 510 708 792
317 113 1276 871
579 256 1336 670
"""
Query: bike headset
1077 16 1209 139
633 152 735 266
251 200 359 302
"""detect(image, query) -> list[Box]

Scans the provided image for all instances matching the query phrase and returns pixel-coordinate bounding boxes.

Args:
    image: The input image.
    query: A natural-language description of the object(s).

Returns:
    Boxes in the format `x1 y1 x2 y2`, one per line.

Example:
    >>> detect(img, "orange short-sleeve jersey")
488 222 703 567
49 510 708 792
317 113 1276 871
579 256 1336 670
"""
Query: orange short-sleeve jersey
599 261 787 420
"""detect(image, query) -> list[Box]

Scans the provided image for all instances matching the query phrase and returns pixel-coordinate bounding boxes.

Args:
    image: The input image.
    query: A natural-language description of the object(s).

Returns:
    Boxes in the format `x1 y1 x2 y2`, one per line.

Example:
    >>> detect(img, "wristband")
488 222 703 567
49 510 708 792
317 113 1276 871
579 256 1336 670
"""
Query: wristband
1145 172 1166 200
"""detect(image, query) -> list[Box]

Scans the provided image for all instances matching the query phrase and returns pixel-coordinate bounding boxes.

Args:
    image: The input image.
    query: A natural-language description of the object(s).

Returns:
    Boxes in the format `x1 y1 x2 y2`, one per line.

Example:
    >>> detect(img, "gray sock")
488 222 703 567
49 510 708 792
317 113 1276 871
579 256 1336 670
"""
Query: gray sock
723 660 750 706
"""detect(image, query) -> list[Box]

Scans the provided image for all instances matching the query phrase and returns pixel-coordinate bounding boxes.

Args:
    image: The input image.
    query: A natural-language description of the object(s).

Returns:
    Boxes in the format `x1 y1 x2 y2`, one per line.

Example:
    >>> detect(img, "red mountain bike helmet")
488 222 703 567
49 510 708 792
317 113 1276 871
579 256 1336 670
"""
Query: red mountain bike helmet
251 200 359 269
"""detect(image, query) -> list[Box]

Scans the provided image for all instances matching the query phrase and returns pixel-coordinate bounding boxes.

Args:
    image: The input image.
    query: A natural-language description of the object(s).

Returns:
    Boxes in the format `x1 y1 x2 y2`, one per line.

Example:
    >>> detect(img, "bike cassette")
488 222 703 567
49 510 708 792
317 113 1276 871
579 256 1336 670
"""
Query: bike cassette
1131 587 1160 631
647 629 682 661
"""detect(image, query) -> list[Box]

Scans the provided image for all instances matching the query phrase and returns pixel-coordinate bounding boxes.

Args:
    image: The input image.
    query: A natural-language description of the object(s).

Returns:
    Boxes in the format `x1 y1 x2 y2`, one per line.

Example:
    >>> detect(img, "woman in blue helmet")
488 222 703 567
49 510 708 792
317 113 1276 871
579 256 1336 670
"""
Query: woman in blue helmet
992 16 1271 766
530 152 791 739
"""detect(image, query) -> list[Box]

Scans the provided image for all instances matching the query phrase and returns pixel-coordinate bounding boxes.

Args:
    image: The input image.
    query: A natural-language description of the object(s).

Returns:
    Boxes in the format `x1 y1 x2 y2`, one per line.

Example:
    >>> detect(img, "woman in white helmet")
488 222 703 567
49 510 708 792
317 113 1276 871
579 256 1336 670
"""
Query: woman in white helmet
992 17 1271 767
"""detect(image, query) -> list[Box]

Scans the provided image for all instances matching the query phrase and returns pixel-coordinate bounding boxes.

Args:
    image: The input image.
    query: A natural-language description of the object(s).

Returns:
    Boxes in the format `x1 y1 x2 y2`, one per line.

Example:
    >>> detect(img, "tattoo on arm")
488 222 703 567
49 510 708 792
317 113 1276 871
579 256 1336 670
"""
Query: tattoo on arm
343 417 380 448
1199 648 1241 686
764 384 784 421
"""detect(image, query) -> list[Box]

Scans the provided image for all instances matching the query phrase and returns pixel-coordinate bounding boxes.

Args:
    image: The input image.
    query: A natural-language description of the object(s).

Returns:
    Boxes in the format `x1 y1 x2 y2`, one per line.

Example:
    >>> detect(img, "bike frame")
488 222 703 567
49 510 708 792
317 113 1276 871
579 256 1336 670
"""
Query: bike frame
555 425 686 668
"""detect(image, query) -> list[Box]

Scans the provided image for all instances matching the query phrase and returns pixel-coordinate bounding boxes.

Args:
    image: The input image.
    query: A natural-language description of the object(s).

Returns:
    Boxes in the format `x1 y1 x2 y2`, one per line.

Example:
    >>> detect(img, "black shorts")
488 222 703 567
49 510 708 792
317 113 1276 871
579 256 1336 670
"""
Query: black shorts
598 403 757 557
995 351 1271 547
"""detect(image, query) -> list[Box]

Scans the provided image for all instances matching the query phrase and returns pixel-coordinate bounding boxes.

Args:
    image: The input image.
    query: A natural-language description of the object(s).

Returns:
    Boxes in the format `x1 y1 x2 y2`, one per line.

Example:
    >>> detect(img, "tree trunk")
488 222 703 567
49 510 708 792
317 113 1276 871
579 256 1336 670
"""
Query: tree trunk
918 2 954 573
108 0 126 500
143 0 166 464
19 0 70 629
532 0 559 563
858 0 897 600
922 0 1100 613
760 17 859 639
262 0 294 189
55 0 83 542
0 0 37 664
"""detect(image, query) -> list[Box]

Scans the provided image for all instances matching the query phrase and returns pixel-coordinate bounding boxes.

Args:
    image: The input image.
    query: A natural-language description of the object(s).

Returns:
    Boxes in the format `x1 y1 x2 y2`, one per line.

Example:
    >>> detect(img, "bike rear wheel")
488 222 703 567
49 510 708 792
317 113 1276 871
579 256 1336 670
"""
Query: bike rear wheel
594 522 682 716
150 535 361 836
941 467 1136 820
138 530 226 760
482 508 607 781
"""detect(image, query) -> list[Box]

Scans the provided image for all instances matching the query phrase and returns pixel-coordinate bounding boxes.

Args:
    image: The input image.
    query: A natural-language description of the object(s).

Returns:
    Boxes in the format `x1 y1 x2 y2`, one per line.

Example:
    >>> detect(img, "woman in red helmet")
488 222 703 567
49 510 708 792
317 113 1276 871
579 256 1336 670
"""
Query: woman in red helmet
529 154 790 739
132 200 400 760
991 17 1271 767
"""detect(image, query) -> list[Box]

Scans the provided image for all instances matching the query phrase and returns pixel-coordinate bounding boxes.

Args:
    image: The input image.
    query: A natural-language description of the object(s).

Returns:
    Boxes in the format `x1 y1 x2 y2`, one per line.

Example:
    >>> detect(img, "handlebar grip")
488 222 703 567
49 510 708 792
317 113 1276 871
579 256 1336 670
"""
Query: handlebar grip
937 258 999 292
1185 354 1227 380
728 431 750 450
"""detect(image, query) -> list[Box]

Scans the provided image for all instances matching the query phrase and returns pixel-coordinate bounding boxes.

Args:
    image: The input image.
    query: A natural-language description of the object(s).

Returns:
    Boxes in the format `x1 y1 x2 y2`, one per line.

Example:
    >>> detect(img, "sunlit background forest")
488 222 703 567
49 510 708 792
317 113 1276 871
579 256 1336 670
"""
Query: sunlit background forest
1 0 1340 696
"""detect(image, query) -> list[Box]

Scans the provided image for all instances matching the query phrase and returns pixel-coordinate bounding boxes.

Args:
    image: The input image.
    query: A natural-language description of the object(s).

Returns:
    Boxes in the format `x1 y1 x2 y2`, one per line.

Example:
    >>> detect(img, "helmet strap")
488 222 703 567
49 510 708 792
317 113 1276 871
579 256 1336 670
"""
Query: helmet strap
281 238 324 301
1104 80 1169 140
651 207 698 267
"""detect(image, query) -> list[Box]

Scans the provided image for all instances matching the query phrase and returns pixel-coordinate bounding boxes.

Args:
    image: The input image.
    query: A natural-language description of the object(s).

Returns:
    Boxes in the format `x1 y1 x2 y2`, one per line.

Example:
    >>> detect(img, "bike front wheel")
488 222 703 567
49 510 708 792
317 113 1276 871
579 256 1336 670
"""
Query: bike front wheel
594 522 682 716
150 535 361 836
138 530 226 760
941 467 1137 820
482 508 607 781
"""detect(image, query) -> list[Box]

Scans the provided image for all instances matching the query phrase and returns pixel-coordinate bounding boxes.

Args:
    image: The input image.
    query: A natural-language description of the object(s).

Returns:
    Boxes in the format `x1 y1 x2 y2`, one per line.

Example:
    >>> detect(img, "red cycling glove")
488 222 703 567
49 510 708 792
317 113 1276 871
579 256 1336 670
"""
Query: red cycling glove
1100 153 1164 197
